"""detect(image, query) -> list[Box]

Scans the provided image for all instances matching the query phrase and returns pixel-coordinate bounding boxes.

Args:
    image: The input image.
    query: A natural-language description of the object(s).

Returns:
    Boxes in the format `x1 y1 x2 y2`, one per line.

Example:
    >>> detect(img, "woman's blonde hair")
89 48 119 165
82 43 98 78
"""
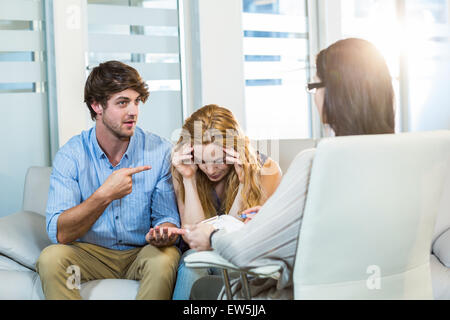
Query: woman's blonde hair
172 104 264 218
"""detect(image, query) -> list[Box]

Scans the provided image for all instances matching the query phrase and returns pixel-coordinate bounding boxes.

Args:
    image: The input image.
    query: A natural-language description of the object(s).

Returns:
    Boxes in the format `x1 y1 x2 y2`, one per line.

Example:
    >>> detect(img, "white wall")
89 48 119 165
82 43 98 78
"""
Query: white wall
195 0 246 128
53 0 90 147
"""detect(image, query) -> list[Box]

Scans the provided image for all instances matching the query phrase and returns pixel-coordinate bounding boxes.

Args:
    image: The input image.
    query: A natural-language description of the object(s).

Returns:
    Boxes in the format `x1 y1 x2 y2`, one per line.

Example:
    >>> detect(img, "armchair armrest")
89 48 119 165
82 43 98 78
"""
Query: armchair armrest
185 251 281 300
0 211 51 271
184 251 281 279
433 228 450 267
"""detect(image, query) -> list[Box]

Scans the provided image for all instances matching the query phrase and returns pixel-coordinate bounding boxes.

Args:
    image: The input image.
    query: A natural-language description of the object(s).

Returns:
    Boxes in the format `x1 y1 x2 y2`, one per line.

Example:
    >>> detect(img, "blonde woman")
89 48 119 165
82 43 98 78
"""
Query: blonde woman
171 104 282 299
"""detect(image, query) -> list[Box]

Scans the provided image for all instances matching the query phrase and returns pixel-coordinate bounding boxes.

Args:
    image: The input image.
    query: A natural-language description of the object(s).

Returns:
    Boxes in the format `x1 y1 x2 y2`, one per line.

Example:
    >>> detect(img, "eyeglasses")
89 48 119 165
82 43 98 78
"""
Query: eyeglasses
306 82 325 94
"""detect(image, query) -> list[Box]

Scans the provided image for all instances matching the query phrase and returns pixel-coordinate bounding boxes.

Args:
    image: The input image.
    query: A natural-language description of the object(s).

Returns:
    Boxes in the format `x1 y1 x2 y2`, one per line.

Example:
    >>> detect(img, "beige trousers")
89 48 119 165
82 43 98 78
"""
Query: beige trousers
35 242 180 300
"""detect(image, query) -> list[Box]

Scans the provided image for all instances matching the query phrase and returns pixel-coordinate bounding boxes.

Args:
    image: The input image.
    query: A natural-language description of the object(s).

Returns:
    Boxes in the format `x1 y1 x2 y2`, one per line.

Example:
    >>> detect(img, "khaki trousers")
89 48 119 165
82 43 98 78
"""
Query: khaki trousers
35 242 180 300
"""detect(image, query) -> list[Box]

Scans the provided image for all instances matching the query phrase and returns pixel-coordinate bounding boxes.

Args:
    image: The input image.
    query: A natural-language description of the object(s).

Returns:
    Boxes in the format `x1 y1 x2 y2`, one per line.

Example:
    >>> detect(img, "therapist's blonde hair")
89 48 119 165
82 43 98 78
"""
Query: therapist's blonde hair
172 104 264 218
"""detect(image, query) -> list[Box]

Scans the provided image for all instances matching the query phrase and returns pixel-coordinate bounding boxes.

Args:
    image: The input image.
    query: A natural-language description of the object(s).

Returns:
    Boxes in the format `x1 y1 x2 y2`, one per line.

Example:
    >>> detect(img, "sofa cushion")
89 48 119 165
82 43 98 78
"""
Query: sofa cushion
0 270 44 300
0 211 51 270
430 254 450 300
80 279 139 300
0 254 31 272
433 228 450 267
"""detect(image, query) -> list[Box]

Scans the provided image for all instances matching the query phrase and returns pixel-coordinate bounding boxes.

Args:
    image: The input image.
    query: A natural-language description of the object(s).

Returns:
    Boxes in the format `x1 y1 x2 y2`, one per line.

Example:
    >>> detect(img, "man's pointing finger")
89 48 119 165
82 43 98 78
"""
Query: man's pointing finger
127 165 151 175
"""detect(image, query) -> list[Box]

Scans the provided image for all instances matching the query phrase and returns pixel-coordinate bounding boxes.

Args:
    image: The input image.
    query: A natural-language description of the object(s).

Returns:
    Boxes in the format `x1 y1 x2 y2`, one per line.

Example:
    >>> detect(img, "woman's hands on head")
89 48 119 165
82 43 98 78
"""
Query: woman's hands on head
172 144 198 179
223 147 244 183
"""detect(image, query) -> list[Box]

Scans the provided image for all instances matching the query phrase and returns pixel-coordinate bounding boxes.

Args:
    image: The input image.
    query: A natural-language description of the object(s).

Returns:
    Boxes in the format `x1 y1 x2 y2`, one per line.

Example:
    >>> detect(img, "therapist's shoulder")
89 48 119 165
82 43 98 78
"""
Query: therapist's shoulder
291 148 316 170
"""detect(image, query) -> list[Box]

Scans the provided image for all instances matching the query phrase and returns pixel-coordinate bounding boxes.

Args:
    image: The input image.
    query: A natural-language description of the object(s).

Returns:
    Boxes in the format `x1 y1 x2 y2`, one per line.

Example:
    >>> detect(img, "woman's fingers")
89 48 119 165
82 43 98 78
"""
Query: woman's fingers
172 145 193 164
182 145 194 155
174 154 193 164
225 156 243 165
223 147 239 158
154 226 161 242
161 227 169 242
241 206 262 215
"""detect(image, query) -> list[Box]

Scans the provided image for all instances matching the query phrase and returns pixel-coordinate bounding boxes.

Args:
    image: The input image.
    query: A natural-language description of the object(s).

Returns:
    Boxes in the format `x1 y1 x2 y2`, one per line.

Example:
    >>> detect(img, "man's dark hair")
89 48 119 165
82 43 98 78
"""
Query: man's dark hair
84 60 150 120
316 38 395 136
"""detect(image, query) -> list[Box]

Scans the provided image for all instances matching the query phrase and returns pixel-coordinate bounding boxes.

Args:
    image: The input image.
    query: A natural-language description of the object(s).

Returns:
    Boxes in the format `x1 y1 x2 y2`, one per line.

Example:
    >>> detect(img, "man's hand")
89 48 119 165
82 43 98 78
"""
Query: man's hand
183 223 216 251
97 165 151 202
145 223 185 247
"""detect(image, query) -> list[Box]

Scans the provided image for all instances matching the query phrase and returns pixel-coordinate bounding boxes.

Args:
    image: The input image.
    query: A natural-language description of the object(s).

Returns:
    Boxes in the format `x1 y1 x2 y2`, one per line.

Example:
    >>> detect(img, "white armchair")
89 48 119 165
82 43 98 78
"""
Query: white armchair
185 131 450 300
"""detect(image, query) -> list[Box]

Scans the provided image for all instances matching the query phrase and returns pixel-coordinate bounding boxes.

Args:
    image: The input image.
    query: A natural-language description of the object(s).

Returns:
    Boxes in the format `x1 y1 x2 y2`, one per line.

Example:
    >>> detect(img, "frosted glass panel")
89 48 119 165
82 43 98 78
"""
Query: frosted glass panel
0 0 50 217
0 93 50 217
87 0 183 140
0 0 43 21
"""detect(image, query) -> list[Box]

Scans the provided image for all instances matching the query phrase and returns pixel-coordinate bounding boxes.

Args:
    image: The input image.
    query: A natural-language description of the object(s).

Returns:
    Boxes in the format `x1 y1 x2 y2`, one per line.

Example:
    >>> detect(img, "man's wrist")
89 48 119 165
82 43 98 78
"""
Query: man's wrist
91 187 113 206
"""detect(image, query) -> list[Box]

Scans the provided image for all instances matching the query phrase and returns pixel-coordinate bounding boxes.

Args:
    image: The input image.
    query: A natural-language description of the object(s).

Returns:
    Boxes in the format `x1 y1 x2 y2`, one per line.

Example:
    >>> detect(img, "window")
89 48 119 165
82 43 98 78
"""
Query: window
341 0 402 132
242 0 312 140
341 0 450 132
0 0 50 216
86 0 183 140
403 0 449 131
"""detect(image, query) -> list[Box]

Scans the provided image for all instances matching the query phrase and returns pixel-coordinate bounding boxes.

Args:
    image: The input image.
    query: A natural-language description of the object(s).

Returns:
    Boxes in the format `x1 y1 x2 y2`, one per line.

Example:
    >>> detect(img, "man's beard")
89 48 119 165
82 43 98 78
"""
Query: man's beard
102 114 134 140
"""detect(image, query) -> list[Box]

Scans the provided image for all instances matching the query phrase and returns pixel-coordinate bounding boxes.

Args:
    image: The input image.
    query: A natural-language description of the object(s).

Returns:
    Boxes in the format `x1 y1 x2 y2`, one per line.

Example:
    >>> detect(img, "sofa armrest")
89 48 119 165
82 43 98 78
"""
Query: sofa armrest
0 211 51 271
23 166 52 217
433 228 450 267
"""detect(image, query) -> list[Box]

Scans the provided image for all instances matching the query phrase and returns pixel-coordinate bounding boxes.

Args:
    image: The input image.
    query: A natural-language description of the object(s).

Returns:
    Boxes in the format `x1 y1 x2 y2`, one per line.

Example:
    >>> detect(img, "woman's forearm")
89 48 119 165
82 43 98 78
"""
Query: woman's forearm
228 183 244 218
181 177 207 226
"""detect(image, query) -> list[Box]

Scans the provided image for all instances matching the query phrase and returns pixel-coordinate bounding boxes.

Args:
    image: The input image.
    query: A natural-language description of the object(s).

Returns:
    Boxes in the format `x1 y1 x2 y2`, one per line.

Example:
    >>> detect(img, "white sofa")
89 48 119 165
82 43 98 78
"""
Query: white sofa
0 138 315 300
0 137 448 299
0 167 140 299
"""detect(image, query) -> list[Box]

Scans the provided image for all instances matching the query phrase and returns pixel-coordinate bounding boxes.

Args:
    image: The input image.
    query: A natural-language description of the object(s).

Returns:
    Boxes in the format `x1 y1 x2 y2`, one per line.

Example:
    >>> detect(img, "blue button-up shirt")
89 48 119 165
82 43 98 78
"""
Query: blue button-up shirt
46 126 180 250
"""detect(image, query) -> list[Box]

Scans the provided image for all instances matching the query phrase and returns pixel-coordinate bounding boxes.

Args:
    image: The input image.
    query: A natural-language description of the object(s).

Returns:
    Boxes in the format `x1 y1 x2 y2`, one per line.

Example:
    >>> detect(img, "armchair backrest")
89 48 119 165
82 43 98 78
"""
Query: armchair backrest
23 166 52 217
252 139 317 173
433 165 450 244
293 131 450 299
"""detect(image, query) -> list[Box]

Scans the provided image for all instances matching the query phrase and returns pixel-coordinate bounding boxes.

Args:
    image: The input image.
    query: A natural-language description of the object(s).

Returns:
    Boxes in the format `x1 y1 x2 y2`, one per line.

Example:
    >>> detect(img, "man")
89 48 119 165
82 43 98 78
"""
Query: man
36 61 183 300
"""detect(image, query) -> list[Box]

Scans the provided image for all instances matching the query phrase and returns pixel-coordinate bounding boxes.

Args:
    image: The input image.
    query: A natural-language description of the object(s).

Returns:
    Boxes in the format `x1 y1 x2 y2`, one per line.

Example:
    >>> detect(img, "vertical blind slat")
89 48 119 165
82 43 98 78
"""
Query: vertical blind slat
0 62 46 83
0 0 43 21
128 62 180 80
0 31 45 52
243 13 307 33
88 34 179 54
88 4 178 27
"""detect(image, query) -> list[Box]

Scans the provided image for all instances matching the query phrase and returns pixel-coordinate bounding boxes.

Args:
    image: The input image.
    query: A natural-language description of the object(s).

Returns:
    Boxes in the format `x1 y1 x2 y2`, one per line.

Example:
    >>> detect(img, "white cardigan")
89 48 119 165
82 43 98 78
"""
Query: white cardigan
211 148 316 299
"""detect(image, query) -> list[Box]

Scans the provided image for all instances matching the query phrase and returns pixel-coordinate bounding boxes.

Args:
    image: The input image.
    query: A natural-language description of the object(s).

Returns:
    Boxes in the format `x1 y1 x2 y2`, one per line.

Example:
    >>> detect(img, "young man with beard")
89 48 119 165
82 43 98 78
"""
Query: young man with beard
36 61 182 300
